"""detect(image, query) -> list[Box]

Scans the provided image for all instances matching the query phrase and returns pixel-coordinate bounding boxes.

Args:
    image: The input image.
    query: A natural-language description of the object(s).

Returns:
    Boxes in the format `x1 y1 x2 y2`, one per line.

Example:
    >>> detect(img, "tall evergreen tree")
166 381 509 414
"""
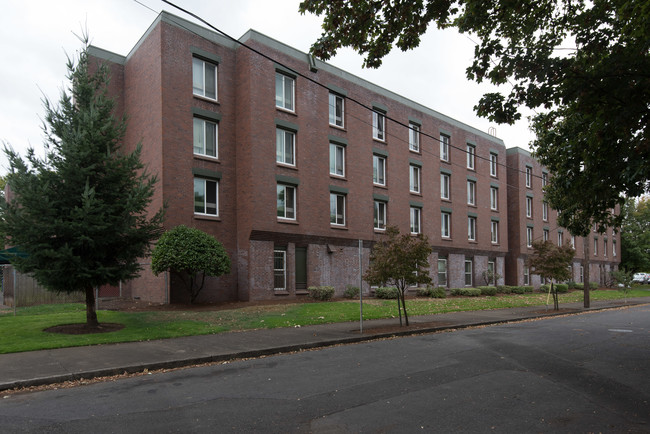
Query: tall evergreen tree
0 39 164 327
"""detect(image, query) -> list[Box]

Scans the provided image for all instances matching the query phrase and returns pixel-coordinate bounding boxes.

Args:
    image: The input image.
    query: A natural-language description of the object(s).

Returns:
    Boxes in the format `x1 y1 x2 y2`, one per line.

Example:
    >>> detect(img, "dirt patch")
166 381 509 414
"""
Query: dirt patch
44 323 125 335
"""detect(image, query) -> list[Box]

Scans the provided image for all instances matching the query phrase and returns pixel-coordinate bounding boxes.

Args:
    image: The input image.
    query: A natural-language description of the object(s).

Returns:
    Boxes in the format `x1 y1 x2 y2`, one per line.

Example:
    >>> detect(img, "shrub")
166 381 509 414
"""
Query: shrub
567 281 578 290
589 282 599 289
510 286 532 294
540 284 550 292
416 286 447 298
343 285 360 299
574 283 584 290
522 286 534 293
477 286 497 296
308 286 335 301
375 286 399 299
555 283 569 293
497 285 512 294
450 288 481 297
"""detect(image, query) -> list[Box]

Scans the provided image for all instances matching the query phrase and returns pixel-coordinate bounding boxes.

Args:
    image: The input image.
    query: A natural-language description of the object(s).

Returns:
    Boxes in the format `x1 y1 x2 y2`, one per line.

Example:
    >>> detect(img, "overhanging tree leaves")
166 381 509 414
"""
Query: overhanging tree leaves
620 197 650 272
300 0 650 235
0 39 164 327
363 226 432 326
527 240 575 310
151 225 231 304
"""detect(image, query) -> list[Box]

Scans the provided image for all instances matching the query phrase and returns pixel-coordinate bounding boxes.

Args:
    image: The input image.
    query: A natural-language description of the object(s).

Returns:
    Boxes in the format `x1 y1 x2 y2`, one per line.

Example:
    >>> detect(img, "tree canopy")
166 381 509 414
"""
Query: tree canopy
151 225 231 304
620 197 650 272
300 0 650 235
364 226 432 326
0 39 164 326
527 240 575 310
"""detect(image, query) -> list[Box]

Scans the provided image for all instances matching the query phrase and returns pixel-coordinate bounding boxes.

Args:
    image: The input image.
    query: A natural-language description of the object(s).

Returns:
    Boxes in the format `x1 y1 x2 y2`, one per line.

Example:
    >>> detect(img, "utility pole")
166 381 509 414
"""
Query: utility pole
583 235 590 308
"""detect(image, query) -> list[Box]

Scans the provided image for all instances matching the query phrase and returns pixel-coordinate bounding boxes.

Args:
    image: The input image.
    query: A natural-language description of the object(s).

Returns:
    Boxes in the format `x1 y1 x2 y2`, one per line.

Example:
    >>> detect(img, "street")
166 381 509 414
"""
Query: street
1 306 648 433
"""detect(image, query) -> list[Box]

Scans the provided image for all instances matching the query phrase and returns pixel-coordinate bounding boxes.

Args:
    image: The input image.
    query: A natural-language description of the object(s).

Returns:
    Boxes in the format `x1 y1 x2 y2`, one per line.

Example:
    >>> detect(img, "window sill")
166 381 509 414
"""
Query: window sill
329 124 346 131
467 203 477 208
330 174 347 181
410 191 422 196
194 214 221 222
330 225 348 231
276 107 297 116
440 159 451 165
409 148 421 155
374 228 386 233
295 290 310 296
372 137 386 144
194 154 220 163
277 218 298 225
442 237 453 242
193 94 219 105
274 290 290 296
441 198 452 203
277 163 298 170
373 183 387 189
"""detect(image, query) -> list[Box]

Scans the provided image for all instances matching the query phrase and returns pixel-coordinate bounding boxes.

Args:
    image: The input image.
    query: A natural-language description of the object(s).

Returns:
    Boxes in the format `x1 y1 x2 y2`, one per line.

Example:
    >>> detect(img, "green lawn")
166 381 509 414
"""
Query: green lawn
1 289 648 354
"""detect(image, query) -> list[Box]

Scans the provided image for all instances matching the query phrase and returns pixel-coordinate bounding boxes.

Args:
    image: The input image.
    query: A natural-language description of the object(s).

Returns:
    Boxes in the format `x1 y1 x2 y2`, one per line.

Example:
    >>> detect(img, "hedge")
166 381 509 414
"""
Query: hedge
450 288 481 297
308 286 335 301
416 286 447 298
477 286 497 296
375 286 399 299
344 285 360 299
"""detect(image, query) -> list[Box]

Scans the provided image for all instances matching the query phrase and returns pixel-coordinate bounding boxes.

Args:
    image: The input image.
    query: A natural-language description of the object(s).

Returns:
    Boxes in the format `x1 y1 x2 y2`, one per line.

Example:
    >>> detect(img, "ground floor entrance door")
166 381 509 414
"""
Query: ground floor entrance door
295 247 307 291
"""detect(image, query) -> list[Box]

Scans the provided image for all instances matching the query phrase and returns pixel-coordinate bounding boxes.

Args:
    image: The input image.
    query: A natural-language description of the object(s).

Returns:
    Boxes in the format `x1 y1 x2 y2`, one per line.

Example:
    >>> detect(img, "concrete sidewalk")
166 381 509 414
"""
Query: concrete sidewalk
1 298 648 392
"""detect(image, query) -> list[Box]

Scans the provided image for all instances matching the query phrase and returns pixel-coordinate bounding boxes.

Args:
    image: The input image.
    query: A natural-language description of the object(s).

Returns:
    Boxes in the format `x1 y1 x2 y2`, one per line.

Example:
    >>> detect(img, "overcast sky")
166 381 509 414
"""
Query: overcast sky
0 0 535 174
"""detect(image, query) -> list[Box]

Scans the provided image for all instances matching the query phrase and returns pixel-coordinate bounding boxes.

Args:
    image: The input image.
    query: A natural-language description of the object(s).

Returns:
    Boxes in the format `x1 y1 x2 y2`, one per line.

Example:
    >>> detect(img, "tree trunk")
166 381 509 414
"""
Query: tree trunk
401 291 409 326
85 286 99 327
396 296 402 326
551 282 559 311
583 238 590 308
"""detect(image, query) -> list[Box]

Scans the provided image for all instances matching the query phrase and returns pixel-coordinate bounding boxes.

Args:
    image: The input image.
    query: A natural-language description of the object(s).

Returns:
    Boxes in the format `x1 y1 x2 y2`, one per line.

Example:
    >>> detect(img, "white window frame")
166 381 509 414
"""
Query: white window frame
329 143 345 177
464 259 473 287
374 201 386 231
613 239 617 256
542 172 548 187
441 212 451 238
194 177 218 216
372 111 385 141
571 235 576 249
275 72 295 111
330 193 346 226
329 93 344 127
526 197 533 218
441 173 450 200
440 134 450 161
273 250 286 291
543 229 549 241
192 57 217 100
466 144 475 169
604 238 608 257
558 232 564 246
527 227 533 247
487 261 496 285
438 258 448 287
409 123 420 152
409 165 421 194
468 216 477 241
373 154 386 186
276 128 295 166
193 117 218 158
524 266 530 285
542 202 548 221
467 180 476 206
594 238 598 256
491 221 498 244
525 167 532 188
410 207 421 234
490 187 498 210
490 153 498 177
277 184 296 220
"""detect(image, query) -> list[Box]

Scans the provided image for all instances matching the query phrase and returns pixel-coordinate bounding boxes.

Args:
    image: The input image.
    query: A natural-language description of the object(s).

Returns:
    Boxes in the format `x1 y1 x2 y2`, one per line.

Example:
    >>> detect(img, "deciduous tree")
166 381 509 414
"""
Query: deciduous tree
620 197 650 272
364 226 432 326
300 0 649 235
527 240 575 310
151 225 231 304
0 39 164 327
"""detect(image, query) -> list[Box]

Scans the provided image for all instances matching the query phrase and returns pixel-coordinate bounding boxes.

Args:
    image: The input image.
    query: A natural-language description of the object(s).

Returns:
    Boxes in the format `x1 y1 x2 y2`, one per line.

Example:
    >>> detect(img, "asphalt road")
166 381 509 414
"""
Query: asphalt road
1 306 649 433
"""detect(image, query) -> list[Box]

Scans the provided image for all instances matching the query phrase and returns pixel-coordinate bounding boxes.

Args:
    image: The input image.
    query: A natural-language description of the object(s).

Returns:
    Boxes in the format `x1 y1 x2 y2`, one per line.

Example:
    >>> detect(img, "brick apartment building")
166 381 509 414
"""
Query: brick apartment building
505 147 620 287
85 11 616 303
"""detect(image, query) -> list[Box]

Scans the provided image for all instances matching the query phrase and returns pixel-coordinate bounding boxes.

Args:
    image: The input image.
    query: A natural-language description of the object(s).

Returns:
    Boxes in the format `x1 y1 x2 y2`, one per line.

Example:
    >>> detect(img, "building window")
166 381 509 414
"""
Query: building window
525 167 532 188
329 143 345 177
526 197 533 218
372 111 385 141
441 173 450 200
193 117 218 158
558 232 564 246
409 165 421 194
527 227 533 247
604 239 608 257
409 123 420 152
440 134 450 161
276 129 295 166
467 180 476 206
410 207 421 234
277 184 296 220
490 153 498 177
543 229 549 241
523 266 530 285
374 201 386 230
594 238 598 256
491 221 498 244
542 202 548 221
464 259 473 286
330 193 346 226
487 260 496 285
329 93 344 127
571 235 576 249
466 144 475 169
490 187 498 210
441 212 451 238
194 178 218 216
613 239 617 256
438 258 448 287
192 57 217 100
274 250 286 290
468 216 476 241
275 72 294 111
373 155 386 186
542 172 548 187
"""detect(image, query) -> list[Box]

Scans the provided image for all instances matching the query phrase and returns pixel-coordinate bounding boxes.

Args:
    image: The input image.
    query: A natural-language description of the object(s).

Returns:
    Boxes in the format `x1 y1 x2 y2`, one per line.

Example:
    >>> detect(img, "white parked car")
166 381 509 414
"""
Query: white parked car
632 273 649 284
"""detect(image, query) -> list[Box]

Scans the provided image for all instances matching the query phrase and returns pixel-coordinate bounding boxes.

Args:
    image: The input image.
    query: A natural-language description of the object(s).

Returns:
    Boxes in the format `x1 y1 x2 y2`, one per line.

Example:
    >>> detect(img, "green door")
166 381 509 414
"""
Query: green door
295 247 307 290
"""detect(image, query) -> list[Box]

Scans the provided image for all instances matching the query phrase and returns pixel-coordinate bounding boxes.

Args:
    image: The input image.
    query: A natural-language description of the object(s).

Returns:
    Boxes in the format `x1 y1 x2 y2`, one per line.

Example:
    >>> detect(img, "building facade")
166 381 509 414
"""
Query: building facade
89 12 615 303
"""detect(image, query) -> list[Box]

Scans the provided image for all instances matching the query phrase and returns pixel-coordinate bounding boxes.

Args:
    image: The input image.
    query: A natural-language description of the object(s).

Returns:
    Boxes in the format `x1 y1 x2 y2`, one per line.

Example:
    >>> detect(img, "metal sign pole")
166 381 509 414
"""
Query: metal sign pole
359 239 363 334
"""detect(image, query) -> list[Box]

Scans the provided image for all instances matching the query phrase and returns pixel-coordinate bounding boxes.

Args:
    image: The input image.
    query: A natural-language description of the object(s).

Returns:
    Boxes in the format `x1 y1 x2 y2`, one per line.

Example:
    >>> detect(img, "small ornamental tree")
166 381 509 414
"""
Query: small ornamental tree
364 226 432 326
0 39 164 327
527 240 575 310
151 225 231 303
